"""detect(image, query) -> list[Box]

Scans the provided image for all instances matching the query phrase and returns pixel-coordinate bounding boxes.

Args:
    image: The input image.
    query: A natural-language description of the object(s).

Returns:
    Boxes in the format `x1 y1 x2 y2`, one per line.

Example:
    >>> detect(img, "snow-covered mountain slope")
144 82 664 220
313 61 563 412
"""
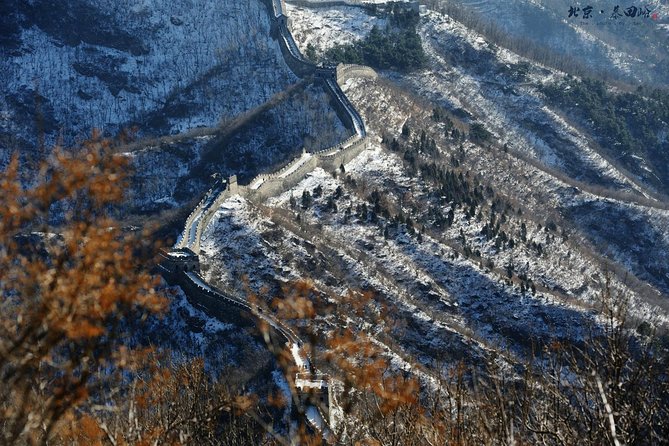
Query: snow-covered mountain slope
279 2 669 299
128 83 349 213
180 1 669 378
1 0 353 217
352 76 669 304
1 0 294 163
4 0 667 397
195 142 664 375
414 12 627 181
432 0 669 84
289 5 657 194
286 3 387 52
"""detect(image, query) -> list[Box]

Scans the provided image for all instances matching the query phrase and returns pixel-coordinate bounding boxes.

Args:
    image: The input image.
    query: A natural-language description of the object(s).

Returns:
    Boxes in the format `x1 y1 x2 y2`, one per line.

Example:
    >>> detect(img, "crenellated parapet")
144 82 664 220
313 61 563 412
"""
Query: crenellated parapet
158 248 334 438
169 1 378 440
336 63 378 84
178 132 370 253
175 177 227 250
158 247 200 275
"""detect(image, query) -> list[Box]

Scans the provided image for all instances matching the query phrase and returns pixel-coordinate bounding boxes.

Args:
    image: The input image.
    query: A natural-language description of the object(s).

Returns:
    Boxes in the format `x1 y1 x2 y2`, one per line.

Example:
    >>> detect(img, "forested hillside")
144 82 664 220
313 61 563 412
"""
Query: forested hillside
1 0 668 444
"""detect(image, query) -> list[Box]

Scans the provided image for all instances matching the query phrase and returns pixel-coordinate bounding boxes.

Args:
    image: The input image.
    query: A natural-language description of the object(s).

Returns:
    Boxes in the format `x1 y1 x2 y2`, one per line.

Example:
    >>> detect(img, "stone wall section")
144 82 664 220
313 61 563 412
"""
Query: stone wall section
177 133 370 251
175 0 376 252
336 64 378 83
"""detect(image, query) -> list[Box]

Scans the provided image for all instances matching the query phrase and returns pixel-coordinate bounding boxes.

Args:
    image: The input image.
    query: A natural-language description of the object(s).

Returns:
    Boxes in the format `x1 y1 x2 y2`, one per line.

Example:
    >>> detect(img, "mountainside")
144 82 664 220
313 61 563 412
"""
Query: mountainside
1 0 292 152
2 0 669 443
284 2 669 302
428 0 669 84
1 0 354 217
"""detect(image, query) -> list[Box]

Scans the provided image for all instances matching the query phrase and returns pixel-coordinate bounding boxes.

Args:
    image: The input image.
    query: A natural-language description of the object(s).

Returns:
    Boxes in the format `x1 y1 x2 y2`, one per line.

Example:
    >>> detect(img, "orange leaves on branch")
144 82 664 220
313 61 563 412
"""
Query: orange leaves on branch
375 375 420 414
56 414 106 445
0 132 166 445
272 293 316 320
325 325 419 415
232 394 258 416
272 280 319 320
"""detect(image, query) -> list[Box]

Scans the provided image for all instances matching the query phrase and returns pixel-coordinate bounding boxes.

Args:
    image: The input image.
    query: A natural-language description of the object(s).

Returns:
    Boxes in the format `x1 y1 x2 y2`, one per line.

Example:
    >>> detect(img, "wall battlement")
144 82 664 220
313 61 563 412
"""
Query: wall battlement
175 133 370 252
168 0 380 439
336 64 378 83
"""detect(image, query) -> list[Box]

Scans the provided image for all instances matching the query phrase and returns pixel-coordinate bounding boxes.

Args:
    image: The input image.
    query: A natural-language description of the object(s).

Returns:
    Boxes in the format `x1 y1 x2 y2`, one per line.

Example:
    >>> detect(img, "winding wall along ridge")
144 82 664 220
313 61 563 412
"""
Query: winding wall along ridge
184 271 304 348
175 0 375 252
177 17 374 252
169 1 378 437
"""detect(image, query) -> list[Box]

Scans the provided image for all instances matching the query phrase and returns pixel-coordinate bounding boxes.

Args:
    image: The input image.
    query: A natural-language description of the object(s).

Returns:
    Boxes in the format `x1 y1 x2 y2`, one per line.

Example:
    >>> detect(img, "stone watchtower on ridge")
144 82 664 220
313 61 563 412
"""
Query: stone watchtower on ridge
295 372 337 431
158 247 200 275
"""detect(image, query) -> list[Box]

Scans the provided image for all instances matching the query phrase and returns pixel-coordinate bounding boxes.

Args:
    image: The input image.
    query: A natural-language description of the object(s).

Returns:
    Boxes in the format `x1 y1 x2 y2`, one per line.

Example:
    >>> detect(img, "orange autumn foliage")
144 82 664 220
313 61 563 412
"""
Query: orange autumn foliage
0 134 166 445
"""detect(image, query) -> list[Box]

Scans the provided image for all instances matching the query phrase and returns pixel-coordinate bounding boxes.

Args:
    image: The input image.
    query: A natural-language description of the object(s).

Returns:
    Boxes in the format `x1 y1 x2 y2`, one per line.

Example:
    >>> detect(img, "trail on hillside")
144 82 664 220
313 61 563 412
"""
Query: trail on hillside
118 79 309 154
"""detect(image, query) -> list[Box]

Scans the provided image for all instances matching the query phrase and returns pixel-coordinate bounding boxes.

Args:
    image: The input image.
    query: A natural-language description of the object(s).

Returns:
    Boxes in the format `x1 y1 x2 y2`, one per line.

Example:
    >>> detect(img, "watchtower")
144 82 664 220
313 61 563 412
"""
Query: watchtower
295 372 335 429
158 248 200 274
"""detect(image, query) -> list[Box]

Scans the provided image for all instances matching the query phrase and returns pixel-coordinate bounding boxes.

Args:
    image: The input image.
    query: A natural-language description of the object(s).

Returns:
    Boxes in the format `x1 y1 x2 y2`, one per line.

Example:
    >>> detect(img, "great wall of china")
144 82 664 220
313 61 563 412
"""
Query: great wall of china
174 0 377 253
161 0 379 440
158 248 336 439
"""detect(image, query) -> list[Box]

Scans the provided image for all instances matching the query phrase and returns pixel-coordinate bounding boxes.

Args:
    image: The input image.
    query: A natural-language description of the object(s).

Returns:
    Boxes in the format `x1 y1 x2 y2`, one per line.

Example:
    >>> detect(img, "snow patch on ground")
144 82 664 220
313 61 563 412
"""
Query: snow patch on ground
1 0 295 154
286 4 385 54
